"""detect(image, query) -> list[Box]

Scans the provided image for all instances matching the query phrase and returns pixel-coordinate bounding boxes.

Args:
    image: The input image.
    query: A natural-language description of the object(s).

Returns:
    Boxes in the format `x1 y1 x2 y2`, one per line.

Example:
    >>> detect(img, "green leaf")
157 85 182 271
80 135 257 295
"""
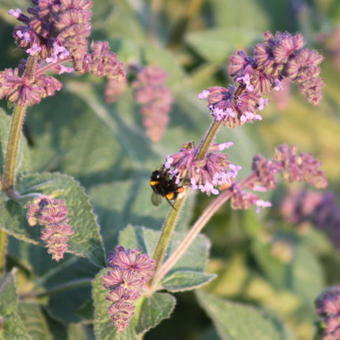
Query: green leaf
252 231 324 308
196 291 288 340
92 269 137 340
207 0 270 31
161 271 216 292
142 44 186 86
0 272 30 340
0 196 35 245
119 225 212 291
4 172 105 266
186 28 260 63
17 303 53 340
0 109 29 176
136 293 176 335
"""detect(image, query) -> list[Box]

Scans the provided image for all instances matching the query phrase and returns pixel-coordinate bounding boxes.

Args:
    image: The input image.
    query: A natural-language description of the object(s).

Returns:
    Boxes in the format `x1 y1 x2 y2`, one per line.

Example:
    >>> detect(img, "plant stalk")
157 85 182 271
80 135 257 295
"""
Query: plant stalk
152 189 233 287
150 119 223 289
195 120 222 160
153 176 253 286
0 229 8 275
2 56 37 197
1 56 37 274
151 193 187 277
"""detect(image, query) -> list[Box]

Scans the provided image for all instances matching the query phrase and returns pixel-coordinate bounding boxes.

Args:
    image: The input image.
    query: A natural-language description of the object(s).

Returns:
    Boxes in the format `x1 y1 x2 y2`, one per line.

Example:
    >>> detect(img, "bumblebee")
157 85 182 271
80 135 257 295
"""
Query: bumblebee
150 167 184 208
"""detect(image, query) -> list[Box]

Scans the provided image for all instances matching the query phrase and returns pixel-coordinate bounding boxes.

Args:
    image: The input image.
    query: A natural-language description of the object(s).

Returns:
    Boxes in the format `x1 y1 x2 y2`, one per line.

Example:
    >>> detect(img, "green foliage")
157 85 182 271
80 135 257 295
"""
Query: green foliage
0 0 339 339
135 293 176 335
92 270 176 339
119 225 214 291
0 272 30 340
196 291 290 340
17 303 53 340
186 28 260 63
1 173 105 266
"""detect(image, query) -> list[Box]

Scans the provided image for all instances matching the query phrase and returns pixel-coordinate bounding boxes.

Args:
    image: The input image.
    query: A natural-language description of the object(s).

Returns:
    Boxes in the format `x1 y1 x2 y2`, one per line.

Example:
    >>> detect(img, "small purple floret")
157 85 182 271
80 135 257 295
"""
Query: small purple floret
26 195 74 262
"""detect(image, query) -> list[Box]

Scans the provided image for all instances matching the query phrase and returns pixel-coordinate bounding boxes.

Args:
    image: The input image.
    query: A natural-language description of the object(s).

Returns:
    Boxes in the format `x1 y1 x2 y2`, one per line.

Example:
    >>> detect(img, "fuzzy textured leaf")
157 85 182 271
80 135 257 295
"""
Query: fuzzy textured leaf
11 172 105 266
0 272 30 340
186 28 260 63
136 293 176 335
119 225 212 291
18 303 53 340
196 291 288 340
92 269 137 340
161 271 216 292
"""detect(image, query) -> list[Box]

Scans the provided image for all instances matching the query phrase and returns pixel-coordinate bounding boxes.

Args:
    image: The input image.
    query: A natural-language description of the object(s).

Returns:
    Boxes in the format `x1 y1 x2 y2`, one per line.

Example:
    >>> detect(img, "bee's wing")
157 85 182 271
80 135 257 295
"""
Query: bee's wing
151 192 162 206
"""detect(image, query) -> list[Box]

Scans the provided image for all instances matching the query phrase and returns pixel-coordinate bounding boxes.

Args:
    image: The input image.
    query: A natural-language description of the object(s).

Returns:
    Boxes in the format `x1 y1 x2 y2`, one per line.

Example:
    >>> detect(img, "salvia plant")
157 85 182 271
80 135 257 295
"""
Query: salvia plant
0 1 339 340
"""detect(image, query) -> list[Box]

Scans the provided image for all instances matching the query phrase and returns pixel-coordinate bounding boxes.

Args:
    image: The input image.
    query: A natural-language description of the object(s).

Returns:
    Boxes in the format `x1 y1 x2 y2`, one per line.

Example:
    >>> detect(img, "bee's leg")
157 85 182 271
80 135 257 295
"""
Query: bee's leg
165 197 177 210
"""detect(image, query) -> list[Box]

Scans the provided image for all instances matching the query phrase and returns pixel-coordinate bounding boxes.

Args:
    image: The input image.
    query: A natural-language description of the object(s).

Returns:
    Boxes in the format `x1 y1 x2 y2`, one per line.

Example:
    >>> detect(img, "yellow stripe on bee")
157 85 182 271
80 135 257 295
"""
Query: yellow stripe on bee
166 192 174 199
150 181 159 186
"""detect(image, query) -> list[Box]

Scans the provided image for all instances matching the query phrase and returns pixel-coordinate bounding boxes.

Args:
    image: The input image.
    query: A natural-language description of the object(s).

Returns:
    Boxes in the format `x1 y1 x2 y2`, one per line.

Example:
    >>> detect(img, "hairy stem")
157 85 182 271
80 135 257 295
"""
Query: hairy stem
0 229 8 275
2 105 27 196
151 193 187 281
152 189 233 287
1 56 37 274
150 119 223 289
2 56 37 197
195 120 222 160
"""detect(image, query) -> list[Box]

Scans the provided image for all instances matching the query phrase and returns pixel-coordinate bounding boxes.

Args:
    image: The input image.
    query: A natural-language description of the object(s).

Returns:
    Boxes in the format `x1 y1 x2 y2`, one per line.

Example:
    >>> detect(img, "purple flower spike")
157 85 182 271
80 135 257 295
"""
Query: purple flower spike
316 286 340 340
10 0 93 64
0 68 62 106
132 66 173 142
102 246 155 332
280 189 340 249
274 144 328 189
198 86 264 128
230 185 271 212
251 154 281 190
164 141 241 195
26 195 74 262
81 41 126 80
205 30 325 124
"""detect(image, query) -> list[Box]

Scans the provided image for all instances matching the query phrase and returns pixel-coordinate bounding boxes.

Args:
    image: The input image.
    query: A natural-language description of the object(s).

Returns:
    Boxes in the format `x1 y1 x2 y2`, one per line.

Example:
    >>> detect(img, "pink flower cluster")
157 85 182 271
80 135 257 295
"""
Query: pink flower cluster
0 67 62 106
199 32 323 127
133 66 173 142
26 195 74 262
249 144 328 191
102 246 156 332
81 41 126 80
281 189 340 249
9 0 92 66
164 141 241 195
3 1 126 107
315 286 340 340
226 144 327 213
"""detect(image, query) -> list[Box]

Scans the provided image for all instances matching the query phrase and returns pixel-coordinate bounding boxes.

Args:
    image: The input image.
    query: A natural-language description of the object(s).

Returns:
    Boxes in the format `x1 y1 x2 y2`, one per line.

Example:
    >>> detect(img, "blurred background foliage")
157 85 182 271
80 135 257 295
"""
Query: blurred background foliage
0 0 339 339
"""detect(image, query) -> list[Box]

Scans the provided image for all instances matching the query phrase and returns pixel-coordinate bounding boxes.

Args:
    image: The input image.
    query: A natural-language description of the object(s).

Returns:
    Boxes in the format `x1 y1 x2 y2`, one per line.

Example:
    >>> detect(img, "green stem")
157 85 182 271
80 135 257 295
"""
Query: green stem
151 193 187 279
1 56 37 274
150 119 223 289
195 120 222 160
2 105 27 196
0 229 8 275
2 56 37 197
152 177 252 287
